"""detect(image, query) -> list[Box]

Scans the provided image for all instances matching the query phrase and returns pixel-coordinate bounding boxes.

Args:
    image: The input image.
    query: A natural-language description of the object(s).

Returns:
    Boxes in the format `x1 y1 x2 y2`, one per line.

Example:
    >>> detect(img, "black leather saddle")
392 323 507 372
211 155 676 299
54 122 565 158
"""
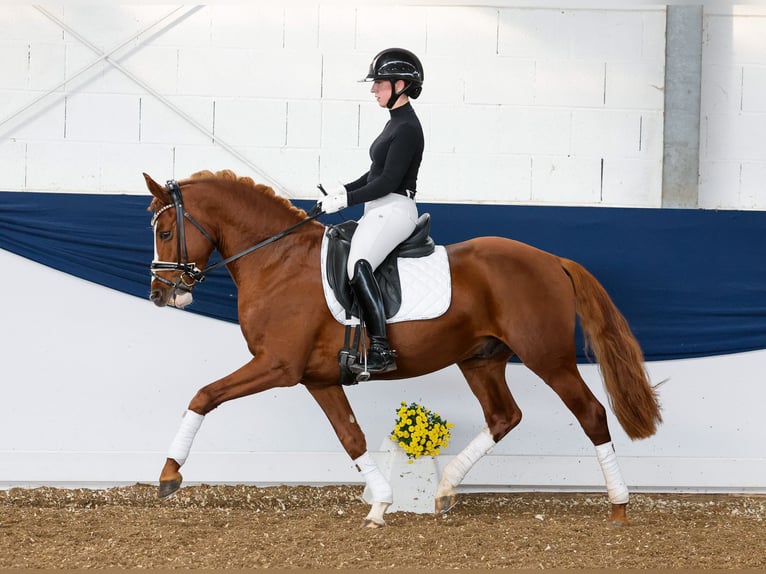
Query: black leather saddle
325 213 435 318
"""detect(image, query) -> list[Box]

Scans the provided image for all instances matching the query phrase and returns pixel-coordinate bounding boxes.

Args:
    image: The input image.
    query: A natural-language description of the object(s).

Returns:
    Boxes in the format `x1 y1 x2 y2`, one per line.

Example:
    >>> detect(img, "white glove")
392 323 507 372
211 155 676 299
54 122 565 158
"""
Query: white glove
319 185 348 214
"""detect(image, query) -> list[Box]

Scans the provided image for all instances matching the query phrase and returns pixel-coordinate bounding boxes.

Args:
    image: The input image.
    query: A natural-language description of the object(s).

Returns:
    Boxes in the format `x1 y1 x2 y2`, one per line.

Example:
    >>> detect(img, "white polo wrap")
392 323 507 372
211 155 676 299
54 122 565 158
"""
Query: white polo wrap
167 409 204 466
354 452 393 504
595 441 629 504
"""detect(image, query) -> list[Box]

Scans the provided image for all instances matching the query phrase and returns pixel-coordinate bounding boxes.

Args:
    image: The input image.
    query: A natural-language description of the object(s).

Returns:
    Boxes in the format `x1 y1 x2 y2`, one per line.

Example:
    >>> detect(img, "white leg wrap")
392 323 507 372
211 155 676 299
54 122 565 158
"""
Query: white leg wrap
354 452 393 504
595 441 629 504
436 427 495 498
167 410 204 466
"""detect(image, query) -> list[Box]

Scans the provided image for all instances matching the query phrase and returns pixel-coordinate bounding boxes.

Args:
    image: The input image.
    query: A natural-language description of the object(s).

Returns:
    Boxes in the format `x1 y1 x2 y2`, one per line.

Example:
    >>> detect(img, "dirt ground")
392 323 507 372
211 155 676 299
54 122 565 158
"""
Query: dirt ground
0 483 764 570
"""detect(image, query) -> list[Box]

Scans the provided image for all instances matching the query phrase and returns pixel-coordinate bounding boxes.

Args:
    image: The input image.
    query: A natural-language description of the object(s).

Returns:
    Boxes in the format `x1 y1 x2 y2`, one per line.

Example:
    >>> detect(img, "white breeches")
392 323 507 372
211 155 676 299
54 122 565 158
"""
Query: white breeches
347 193 418 277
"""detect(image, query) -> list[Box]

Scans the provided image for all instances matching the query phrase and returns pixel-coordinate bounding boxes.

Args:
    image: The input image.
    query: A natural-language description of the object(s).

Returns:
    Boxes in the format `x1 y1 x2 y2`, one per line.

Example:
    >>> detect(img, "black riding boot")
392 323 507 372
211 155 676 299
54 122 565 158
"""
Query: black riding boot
350 259 397 374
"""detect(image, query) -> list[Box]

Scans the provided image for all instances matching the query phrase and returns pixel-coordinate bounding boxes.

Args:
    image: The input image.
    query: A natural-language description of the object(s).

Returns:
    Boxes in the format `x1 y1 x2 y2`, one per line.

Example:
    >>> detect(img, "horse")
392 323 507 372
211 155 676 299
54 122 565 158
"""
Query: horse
145 169 661 528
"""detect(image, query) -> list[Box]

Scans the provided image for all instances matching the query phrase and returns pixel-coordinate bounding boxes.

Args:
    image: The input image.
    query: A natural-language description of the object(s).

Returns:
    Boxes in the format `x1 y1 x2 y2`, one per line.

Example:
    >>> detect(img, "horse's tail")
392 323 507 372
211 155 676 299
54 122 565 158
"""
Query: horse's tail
559 257 661 440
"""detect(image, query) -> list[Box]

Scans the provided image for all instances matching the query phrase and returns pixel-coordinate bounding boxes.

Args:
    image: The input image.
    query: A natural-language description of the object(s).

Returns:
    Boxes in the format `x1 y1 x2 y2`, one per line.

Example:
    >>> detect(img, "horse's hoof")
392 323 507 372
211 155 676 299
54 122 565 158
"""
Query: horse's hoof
434 494 457 515
609 502 630 527
362 518 386 528
158 476 182 499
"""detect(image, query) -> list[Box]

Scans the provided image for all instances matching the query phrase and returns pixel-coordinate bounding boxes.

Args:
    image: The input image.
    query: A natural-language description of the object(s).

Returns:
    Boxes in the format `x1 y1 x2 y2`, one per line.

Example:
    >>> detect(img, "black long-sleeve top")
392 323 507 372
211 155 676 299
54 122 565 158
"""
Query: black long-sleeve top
345 102 424 206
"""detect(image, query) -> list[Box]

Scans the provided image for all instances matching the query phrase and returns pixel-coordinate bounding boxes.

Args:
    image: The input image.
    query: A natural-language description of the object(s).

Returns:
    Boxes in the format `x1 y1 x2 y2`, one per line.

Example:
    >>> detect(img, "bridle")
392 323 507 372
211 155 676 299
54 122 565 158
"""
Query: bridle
150 179 322 291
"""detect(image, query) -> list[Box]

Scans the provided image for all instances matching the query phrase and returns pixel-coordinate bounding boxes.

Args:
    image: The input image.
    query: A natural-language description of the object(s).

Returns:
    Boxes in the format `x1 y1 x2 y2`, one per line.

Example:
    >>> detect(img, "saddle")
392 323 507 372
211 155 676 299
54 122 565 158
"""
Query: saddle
325 213 435 319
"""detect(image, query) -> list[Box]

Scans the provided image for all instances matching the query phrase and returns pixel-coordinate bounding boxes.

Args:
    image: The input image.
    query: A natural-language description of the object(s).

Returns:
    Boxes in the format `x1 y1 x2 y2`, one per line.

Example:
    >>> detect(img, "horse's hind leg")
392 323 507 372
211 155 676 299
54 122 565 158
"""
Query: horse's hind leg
533 360 630 526
435 354 521 514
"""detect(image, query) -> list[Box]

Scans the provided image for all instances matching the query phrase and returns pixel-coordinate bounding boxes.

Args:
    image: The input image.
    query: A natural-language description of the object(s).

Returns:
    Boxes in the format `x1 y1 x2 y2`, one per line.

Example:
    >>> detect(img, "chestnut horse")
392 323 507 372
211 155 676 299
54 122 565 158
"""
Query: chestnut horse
145 169 661 527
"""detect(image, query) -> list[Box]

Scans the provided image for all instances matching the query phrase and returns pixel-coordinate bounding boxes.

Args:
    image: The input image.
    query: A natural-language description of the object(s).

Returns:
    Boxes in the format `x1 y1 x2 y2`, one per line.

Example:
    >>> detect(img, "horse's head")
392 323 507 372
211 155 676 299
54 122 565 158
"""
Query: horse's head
144 173 216 309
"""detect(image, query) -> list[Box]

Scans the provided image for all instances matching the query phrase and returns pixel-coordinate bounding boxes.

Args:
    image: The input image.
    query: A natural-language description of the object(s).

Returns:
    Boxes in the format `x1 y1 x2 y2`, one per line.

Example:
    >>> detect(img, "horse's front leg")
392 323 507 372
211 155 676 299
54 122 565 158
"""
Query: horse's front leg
304 383 392 528
158 354 299 499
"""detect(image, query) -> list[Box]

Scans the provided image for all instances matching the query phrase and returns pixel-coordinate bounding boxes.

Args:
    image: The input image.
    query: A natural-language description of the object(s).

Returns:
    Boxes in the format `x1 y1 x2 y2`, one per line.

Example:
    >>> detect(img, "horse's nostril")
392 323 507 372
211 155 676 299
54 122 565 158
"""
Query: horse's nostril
150 289 166 306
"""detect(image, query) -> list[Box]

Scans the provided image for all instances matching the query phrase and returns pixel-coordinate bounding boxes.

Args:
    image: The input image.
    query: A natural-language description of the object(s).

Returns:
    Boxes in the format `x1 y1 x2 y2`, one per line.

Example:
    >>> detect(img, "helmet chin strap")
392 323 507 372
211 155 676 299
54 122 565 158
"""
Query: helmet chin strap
386 79 410 109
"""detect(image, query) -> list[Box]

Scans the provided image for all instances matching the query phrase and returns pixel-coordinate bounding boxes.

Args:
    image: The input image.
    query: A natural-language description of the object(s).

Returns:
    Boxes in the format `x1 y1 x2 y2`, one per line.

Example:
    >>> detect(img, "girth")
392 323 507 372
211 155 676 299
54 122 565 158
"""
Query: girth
325 213 435 318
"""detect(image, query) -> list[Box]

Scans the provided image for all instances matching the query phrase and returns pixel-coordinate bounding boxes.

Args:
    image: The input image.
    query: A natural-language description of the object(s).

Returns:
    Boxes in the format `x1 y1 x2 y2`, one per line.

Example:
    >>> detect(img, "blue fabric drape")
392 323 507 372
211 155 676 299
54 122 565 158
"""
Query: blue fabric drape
1 191 764 361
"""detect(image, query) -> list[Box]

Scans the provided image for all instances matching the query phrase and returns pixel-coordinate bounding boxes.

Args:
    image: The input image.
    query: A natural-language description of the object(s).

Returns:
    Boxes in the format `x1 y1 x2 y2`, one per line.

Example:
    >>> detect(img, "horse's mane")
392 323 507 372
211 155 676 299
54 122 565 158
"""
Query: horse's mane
148 169 306 218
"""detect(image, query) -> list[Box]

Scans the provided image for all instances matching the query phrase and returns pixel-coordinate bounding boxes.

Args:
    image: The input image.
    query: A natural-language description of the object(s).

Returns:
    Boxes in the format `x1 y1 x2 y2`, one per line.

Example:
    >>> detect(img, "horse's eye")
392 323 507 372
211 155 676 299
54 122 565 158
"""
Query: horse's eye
158 230 172 241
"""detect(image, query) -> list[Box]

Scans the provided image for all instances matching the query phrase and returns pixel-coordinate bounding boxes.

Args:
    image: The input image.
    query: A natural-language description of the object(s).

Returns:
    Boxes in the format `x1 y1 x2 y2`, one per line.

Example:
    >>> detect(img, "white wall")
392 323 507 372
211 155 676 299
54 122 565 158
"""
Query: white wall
2 250 764 493
699 6 766 209
0 4 666 206
2 4 766 491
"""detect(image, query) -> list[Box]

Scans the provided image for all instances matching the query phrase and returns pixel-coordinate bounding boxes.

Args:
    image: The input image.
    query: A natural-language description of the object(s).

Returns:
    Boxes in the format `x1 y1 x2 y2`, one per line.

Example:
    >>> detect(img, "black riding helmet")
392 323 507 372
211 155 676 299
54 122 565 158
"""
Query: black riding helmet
362 47 424 108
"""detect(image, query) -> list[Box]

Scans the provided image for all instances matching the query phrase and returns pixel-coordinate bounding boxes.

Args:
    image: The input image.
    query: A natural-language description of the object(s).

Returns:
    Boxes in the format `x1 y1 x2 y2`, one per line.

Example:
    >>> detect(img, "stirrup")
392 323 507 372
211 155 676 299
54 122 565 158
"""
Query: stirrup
350 347 397 381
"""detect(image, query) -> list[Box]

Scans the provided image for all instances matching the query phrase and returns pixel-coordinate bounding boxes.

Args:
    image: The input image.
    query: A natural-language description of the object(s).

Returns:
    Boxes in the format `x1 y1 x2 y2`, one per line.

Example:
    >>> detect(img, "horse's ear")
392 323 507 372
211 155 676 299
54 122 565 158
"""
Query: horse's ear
143 173 170 203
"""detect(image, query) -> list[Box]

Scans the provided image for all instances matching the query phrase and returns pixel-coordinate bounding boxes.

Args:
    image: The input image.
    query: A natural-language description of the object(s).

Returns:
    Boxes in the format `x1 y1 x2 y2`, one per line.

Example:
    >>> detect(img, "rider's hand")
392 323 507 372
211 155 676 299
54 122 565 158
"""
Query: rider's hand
318 184 348 214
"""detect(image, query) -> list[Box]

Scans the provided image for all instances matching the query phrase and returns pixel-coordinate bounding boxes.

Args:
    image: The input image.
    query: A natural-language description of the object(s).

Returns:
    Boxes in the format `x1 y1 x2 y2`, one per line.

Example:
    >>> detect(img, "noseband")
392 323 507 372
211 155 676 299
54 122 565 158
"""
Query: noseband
150 179 323 292
150 180 215 291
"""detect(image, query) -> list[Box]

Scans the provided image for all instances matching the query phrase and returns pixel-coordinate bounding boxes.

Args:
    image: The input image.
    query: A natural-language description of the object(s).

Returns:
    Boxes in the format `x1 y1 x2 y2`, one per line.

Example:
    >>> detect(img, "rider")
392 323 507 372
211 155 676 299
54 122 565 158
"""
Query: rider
318 47 425 374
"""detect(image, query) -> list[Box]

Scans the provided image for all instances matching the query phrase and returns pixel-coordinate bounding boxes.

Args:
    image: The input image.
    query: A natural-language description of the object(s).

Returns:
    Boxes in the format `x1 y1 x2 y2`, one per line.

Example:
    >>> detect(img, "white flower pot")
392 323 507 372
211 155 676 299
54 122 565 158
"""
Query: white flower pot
363 439 440 514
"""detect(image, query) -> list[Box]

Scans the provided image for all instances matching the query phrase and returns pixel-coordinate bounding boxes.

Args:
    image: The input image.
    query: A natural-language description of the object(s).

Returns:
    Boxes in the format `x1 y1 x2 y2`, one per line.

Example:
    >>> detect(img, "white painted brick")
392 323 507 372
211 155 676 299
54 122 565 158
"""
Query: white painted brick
99 143 174 194
355 6 427 54
448 153 532 203
534 59 605 108
571 10 646 61
572 110 661 159
0 141 27 190
284 3 319 50
177 47 255 97
417 152 459 201
641 10 667 61
0 42 30 90
601 158 663 207
704 14 766 65
139 95 213 145
61 6 181 52
173 144 252 182
214 98 286 147
29 42 66 91
113 45 180 96
701 65 743 115
0 90 65 141
741 65 766 112
425 6 498 56
147 6 211 48
65 93 139 143
319 148 371 188
417 56 465 105
0 7 64 42
321 52 371 102
698 161 742 209
498 9 571 60
250 148 321 198
530 156 601 205
464 57 536 106
210 5 284 49
26 141 101 192
703 113 766 162
317 5 356 52
321 101 360 150
286 100 321 148
605 60 665 110
739 162 766 209
495 107 572 156
430 104 498 154
248 50 322 99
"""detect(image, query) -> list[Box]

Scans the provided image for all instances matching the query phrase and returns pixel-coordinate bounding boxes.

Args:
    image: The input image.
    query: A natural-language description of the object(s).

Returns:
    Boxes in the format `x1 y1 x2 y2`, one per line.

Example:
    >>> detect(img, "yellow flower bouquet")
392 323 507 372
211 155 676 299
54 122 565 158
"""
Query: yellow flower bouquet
390 401 454 462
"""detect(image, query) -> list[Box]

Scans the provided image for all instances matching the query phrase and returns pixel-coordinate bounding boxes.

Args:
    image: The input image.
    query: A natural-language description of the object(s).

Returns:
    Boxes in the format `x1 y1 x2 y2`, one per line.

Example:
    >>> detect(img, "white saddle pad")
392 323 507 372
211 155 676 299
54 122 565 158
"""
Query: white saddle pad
320 230 452 326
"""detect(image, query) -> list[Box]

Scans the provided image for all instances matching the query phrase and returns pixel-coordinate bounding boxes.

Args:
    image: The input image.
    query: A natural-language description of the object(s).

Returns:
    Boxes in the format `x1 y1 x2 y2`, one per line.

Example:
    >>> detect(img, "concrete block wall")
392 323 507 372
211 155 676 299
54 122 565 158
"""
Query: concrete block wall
0 4 667 207
699 6 766 209
3 4 765 210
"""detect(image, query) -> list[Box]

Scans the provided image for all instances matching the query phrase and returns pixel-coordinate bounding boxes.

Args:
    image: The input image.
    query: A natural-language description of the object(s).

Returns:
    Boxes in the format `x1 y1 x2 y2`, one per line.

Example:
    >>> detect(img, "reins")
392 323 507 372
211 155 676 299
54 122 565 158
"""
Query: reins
151 179 322 287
